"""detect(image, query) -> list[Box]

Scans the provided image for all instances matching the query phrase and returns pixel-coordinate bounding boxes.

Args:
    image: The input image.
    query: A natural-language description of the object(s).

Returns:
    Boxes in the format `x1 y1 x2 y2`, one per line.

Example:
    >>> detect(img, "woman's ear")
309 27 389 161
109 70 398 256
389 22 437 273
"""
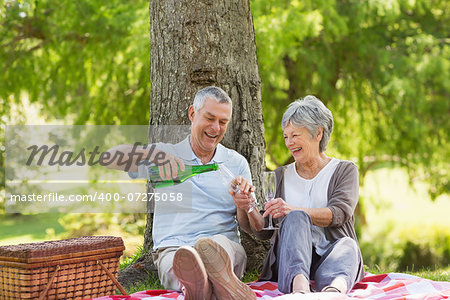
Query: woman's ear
316 128 323 141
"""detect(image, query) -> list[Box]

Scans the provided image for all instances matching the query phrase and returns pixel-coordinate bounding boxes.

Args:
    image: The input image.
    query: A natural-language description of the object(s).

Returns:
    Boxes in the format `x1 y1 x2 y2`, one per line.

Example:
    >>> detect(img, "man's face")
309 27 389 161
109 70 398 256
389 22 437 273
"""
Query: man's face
188 97 232 159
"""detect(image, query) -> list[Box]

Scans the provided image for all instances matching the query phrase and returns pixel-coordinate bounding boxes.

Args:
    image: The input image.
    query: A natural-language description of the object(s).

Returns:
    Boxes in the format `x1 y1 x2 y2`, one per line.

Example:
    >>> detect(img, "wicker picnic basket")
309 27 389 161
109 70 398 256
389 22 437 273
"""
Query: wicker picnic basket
0 236 126 300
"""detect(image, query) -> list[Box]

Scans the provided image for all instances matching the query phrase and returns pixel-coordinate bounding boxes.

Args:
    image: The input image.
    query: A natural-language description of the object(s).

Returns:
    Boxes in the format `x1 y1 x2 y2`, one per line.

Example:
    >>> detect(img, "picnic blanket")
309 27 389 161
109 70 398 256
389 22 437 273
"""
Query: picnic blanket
91 273 450 299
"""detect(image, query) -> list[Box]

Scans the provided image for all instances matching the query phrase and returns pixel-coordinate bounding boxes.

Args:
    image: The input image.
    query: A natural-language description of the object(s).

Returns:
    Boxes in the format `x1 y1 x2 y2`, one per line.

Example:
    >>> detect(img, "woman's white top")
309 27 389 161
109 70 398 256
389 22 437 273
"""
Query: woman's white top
284 158 340 256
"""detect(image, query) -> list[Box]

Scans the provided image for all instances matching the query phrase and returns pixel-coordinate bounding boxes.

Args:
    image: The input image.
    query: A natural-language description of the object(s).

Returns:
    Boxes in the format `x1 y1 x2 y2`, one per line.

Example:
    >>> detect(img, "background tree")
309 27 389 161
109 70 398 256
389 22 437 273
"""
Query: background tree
0 0 150 223
2 0 447 201
144 0 267 272
252 0 449 199
1 0 150 125
1 0 449 282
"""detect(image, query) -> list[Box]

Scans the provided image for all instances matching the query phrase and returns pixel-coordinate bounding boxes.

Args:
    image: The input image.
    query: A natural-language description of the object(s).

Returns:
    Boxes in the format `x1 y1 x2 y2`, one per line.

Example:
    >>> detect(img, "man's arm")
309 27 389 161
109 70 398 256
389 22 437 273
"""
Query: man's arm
104 144 185 179
231 177 265 234
104 144 146 172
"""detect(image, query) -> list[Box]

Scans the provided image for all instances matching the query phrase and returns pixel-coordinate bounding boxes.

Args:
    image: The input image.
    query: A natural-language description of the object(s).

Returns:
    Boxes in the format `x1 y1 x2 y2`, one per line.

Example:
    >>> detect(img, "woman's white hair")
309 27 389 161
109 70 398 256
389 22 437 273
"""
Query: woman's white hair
281 95 334 152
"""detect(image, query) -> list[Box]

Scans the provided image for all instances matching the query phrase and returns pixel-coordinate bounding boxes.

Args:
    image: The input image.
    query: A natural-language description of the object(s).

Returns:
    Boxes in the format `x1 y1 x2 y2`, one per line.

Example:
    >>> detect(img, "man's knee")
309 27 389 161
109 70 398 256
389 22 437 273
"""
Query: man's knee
210 234 246 278
153 247 182 290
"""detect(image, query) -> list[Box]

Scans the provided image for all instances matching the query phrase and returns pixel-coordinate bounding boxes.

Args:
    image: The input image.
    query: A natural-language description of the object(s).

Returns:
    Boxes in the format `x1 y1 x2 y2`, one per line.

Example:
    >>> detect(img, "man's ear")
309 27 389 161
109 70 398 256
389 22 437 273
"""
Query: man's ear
188 105 195 121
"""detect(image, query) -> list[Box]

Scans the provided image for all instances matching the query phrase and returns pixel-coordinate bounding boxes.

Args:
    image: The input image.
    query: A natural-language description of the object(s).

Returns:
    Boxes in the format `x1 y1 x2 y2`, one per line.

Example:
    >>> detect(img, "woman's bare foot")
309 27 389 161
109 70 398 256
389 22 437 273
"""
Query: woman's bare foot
292 274 310 294
321 276 348 294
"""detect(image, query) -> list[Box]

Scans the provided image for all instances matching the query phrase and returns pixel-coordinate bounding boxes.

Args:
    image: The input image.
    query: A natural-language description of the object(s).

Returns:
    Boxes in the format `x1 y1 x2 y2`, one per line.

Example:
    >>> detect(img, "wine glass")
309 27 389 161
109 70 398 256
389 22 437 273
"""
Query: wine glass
218 164 256 213
262 171 276 230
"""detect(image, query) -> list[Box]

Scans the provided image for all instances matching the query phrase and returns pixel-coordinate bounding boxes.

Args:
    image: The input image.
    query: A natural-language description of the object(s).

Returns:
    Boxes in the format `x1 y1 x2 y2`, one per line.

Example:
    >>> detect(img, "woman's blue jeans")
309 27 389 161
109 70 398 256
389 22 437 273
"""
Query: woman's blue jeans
277 210 360 293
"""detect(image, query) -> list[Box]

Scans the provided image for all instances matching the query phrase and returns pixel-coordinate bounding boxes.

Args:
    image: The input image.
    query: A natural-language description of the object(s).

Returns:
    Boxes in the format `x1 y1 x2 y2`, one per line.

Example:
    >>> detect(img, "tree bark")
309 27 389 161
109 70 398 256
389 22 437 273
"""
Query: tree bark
146 0 267 272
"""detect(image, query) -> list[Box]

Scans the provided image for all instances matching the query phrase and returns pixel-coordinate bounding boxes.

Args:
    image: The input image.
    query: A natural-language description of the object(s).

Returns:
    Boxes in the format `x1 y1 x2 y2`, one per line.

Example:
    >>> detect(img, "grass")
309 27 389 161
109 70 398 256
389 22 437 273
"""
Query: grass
366 265 450 282
0 212 144 257
0 213 65 245
119 245 144 270
361 168 450 233
359 168 450 272
1 167 449 294
121 264 449 294
242 267 261 283
125 275 164 294
407 268 450 282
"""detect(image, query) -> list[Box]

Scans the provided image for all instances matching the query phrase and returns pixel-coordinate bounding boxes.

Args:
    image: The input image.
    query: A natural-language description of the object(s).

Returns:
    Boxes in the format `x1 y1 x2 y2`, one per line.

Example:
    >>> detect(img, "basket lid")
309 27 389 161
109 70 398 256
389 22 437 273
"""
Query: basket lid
0 236 124 263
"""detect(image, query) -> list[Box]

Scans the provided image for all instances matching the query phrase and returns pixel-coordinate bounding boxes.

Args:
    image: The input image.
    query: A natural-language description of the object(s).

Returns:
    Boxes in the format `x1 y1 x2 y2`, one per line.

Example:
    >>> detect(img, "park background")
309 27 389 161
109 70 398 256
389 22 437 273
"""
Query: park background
0 0 449 287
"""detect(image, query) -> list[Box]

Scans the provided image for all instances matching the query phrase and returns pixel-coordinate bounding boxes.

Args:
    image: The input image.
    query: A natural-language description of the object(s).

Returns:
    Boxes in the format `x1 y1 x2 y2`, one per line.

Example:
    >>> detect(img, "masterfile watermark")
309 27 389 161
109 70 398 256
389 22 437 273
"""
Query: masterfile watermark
5 125 193 213
25 143 167 171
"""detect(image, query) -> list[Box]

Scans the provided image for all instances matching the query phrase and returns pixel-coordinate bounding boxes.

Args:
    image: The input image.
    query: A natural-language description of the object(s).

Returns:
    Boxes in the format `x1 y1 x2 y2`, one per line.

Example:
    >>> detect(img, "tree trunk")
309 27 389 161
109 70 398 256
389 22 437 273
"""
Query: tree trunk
146 0 267 272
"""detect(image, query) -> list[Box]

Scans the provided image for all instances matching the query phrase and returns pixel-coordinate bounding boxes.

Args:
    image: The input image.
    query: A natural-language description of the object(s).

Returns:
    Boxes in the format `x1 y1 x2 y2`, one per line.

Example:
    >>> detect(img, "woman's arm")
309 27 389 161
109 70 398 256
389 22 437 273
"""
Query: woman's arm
263 199 333 227
327 162 359 227
263 161 359 228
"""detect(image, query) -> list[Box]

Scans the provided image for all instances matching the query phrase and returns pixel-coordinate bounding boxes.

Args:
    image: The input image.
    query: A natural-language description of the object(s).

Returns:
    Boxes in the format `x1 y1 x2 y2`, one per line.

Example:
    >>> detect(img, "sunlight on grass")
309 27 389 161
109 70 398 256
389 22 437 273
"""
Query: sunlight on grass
1 166 448 284
360 168 449 275
0 213 144 258
0 213 65 245
361 168 450 238
367 265 450 282
125 275 164 294
406 266 450 282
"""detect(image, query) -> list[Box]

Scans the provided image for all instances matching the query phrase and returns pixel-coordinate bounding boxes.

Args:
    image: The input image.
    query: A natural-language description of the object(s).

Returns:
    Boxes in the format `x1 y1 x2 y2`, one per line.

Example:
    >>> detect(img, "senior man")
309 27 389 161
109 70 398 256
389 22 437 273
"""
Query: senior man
107 86 260 300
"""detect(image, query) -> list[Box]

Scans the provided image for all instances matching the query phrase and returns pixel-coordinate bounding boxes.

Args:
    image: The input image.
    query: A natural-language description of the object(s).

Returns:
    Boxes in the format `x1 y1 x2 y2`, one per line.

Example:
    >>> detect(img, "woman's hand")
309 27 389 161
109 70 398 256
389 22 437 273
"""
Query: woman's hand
263 197 293 218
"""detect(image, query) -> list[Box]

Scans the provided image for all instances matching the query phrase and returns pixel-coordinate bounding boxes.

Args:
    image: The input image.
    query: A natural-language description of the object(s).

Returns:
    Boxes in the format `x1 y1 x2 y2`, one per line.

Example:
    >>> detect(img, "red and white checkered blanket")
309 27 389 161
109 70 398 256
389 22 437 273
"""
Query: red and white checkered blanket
91 273 450 299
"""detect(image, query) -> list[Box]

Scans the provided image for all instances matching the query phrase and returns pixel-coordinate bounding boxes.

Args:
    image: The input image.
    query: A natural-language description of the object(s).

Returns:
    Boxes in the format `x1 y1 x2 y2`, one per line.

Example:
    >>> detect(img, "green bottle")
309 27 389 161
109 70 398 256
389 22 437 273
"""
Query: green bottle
148 163 219 188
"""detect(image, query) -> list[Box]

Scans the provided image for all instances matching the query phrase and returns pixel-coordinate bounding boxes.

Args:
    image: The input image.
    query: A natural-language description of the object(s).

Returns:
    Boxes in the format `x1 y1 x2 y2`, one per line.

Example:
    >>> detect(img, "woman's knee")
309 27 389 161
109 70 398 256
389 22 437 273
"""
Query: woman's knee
338 237 358 250
334 237 359 260
279 210 312 238
283 210 311 226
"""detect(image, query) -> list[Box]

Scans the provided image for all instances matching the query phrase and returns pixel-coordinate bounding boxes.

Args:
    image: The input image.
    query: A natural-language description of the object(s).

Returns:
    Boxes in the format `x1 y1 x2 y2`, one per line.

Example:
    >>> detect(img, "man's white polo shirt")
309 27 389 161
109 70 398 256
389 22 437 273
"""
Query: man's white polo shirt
130 136 252 250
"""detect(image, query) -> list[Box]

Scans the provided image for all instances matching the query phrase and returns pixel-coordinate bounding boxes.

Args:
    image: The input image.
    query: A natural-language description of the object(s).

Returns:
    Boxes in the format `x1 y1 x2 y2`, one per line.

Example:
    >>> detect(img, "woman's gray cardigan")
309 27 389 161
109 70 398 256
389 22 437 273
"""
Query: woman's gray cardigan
254 160 365 283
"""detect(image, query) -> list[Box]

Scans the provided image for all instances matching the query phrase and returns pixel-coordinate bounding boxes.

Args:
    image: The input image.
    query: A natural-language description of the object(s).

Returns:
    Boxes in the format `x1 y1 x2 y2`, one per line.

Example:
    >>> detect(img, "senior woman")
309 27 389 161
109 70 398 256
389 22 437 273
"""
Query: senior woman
253 95 364 294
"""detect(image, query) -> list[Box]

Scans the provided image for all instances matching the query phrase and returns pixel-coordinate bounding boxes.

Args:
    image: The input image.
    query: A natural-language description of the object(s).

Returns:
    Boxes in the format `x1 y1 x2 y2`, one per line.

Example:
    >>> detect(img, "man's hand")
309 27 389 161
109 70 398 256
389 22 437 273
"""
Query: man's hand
231 175 264 234
105 144 185 179
233 192 256 211
156 153 185 180
229 176 255 211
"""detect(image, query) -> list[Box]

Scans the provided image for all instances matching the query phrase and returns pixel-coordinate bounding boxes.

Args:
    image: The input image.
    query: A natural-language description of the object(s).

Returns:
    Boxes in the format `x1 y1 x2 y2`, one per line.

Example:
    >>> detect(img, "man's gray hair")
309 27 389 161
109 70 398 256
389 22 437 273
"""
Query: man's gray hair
281 95 334 152
193 86 232 112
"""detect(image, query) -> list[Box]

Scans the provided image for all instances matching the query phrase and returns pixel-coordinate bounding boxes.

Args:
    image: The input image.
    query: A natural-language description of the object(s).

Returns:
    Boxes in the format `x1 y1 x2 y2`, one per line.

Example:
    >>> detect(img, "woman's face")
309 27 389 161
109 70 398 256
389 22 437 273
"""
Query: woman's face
283 124 322 164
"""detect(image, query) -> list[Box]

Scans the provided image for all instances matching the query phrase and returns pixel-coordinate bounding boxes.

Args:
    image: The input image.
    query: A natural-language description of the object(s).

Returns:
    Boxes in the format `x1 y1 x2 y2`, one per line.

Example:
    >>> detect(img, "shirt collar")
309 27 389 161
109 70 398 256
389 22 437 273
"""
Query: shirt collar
177 135 228 165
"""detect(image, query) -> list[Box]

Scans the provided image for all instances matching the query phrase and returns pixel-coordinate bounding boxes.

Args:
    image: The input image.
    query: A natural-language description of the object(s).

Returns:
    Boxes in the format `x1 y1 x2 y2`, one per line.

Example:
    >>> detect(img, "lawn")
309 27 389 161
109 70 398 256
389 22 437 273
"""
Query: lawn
0 213 65 245
1 167 449 286
359 168 450 272
361 168 450 234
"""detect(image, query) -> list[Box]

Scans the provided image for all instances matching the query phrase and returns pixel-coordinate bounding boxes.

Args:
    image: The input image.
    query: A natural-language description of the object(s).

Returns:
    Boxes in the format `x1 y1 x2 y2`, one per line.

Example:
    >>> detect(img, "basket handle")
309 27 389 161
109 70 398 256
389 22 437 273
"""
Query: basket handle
38 265 60 300
97 260 128 295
